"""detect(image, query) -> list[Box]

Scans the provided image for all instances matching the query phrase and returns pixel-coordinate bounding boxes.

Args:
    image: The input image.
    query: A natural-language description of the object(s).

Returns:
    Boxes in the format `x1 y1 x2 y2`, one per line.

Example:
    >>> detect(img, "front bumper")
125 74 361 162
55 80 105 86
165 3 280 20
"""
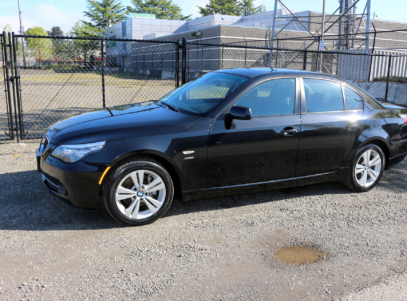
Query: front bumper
37 148 105 209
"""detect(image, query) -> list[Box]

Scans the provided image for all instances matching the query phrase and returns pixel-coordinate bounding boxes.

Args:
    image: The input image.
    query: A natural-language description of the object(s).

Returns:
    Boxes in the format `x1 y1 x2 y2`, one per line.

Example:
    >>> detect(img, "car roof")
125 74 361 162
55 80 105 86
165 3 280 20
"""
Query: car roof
215 67 339 80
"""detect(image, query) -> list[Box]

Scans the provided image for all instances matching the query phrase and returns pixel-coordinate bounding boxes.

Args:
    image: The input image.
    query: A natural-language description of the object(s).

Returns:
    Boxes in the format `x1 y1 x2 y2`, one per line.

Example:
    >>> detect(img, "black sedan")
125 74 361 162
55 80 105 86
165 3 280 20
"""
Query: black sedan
36 68 407 226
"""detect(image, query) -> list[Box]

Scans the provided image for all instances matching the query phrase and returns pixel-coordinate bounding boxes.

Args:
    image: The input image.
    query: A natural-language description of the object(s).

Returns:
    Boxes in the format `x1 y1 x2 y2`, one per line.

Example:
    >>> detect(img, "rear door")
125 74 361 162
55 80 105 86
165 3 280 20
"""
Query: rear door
296 77 364 176
207 77 301 187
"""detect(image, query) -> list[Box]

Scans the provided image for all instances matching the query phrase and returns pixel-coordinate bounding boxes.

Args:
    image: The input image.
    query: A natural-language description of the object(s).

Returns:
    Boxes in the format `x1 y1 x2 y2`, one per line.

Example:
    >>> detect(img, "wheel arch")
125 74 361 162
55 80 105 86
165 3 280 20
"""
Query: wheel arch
359 138 390 168
101 150 183 201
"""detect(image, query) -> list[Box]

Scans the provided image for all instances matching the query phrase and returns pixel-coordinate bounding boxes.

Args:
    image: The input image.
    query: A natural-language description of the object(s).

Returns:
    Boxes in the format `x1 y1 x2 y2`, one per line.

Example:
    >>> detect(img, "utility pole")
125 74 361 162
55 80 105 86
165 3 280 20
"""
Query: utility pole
365 0 371 51
344 0 349 49
18 0 26 68
269 0 278 68
338 0 343 50
318 0 326 71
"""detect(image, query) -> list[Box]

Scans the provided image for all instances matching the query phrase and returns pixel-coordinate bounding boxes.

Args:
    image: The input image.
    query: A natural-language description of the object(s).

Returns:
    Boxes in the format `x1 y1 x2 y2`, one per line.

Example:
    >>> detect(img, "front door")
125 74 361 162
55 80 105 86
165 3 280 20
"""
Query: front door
207 78 301 188
296 78 364 176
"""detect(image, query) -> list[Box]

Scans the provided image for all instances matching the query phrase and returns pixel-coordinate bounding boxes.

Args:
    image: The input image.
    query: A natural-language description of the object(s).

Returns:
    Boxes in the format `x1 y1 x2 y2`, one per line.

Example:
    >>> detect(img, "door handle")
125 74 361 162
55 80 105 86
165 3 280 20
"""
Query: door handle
281 127 298 136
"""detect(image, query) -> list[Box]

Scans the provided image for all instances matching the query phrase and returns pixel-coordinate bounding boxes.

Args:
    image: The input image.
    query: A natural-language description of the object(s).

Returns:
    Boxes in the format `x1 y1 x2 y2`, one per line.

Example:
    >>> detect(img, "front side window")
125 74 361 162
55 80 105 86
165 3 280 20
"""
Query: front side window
344 87 363 110
304 78 344 113
235 78 296 117
158 72 250 115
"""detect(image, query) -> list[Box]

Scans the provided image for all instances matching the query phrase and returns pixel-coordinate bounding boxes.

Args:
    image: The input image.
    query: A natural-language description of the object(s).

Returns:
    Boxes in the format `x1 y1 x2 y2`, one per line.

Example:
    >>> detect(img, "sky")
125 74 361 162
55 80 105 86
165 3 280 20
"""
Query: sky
1 0 406 34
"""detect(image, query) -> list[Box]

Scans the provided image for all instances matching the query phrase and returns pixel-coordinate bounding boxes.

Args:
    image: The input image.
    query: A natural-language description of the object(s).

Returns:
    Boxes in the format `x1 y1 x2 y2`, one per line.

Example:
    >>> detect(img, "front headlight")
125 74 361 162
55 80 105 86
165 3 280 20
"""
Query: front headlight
51 141 106 163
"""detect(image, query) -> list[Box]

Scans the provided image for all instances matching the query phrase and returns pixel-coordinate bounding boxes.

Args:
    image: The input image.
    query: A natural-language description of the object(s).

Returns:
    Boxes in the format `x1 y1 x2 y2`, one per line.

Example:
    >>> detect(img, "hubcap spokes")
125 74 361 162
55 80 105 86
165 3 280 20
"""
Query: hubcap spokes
355 149 382 188
115 170 166 220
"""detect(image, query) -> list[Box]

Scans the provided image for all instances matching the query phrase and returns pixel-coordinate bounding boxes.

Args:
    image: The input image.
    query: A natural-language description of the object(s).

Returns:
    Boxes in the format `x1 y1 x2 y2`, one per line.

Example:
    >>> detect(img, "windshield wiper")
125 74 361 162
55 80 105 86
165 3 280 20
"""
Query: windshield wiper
161 102 180 112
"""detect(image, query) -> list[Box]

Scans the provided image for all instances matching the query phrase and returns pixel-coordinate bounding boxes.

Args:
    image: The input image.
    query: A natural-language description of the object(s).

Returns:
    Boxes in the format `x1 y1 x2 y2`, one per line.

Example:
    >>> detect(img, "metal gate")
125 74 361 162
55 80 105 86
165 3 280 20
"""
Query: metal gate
1 32 16 141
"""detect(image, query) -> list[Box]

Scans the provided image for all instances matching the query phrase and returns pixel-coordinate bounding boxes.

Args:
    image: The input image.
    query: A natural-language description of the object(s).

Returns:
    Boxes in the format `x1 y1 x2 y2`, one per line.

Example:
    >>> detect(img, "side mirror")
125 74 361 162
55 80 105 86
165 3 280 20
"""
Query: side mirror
229 106 252 120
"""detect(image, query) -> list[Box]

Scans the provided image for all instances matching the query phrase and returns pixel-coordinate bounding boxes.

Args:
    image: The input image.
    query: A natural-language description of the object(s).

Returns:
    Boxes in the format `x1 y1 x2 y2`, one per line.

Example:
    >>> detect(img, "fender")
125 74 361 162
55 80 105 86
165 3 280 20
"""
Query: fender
109 149 184 190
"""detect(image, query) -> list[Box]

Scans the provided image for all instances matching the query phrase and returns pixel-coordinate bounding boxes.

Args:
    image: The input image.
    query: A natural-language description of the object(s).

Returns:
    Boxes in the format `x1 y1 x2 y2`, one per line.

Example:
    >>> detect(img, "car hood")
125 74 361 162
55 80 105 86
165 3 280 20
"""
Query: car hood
50 102 202 145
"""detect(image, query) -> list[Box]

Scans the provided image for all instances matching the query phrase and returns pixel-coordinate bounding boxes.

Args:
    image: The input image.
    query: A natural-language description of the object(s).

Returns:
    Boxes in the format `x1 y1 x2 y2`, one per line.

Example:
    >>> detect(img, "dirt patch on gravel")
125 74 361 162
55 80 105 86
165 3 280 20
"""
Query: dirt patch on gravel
275 246 326 265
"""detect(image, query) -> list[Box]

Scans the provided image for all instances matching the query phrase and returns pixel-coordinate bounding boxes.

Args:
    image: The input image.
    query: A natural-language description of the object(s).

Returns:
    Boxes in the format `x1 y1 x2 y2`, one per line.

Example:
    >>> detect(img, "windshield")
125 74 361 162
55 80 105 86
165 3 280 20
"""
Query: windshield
157 72 250 115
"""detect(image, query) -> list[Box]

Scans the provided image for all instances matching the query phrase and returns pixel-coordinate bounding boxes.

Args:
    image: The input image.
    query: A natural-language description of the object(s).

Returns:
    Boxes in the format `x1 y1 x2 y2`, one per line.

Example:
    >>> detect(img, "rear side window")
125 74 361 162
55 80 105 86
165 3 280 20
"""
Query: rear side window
235 78 296 117
359 90 384 110
303 79 344 113
344 87 363 110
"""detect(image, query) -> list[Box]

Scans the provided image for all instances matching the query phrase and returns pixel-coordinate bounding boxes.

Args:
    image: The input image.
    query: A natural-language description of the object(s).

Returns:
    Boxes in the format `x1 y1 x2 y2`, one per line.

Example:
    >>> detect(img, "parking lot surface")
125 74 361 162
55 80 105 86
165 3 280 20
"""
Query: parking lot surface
0 141 406 300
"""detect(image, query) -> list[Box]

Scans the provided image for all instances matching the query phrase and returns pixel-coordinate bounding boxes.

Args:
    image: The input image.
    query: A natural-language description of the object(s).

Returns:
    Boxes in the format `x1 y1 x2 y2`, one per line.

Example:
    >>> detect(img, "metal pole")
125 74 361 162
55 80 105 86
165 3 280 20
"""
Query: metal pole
245 41 247 68
368 23 376 81
101 40 106 108
269 0 278 68
8 33 19 142
17 0 26 68
319 0 326 72
11 32 23 140
303 51 307 70
385 55 392 102
2 31 14 140
175 40 180 88
365 0 371 50
181 37 186 85
338 0 343 49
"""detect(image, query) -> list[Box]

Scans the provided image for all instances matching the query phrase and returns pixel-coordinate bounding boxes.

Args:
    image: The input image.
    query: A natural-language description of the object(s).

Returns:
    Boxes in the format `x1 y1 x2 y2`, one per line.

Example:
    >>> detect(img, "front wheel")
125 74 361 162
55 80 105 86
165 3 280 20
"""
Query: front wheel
344 144 385 192
103 157 174 226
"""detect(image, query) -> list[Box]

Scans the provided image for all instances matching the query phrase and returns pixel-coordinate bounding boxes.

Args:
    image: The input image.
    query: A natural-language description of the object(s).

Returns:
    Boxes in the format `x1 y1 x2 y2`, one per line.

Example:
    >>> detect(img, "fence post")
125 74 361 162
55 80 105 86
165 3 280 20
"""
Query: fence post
2 31 14 140
8 32 19 142
368 23 377 82
303 51 307 70
385 55 392 102
181 37 187 85
175 40 180 88
101 39 106 108
11 32 23 140
245 41 247 68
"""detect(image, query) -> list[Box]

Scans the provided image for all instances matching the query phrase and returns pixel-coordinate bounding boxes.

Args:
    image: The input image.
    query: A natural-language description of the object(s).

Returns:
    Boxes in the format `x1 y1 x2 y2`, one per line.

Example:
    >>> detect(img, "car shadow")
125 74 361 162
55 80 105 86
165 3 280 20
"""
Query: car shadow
0 164 405 231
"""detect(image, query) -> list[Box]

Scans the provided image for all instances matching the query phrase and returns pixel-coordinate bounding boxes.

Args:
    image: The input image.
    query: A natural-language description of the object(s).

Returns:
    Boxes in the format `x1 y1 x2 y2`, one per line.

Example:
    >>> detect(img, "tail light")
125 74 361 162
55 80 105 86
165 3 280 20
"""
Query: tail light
403 117 407 124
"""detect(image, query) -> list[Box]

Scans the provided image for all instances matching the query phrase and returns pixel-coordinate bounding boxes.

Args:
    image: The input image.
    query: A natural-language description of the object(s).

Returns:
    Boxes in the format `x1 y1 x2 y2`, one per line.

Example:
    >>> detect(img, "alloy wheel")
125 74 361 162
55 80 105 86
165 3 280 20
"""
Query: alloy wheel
354 149 382 188
115 170 166 220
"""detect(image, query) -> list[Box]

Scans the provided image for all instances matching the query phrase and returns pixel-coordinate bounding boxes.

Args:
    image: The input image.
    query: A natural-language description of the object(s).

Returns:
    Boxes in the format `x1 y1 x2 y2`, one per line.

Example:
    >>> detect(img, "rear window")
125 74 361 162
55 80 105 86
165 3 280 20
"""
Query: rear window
344 87 363 110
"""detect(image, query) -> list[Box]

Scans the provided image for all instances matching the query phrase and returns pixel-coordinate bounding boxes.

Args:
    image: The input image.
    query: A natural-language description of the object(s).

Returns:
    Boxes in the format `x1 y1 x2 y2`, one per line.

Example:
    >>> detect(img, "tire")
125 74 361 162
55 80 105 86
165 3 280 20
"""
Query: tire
344 144 385 192
103 157 174 226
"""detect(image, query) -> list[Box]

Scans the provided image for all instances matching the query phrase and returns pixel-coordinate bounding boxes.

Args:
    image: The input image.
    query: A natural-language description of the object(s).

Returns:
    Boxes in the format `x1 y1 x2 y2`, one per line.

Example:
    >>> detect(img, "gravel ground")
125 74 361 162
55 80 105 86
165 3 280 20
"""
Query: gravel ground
0 141 407 300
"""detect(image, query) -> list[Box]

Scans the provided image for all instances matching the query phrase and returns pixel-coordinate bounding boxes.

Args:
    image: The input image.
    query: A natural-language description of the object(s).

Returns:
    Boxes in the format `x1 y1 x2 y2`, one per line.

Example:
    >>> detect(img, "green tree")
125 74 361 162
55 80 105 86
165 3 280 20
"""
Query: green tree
198 0 242 16
127 0 191 20
68 21 101 61
26 26 52 60
240 0 265 16
46 26 65 58
83 0 126 32
3 24 13 44
47 26 64 36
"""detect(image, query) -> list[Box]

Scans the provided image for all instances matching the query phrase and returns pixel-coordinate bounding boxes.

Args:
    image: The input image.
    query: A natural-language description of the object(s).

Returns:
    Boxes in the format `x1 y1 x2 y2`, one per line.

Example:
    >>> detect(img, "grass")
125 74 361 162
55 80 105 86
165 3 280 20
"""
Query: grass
373 76 407 83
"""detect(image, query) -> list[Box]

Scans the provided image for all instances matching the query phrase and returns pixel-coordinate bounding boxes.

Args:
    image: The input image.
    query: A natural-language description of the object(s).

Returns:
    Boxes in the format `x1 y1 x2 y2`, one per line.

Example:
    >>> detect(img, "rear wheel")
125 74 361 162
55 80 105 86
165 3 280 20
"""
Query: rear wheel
103 157 174 226
344 144 385 192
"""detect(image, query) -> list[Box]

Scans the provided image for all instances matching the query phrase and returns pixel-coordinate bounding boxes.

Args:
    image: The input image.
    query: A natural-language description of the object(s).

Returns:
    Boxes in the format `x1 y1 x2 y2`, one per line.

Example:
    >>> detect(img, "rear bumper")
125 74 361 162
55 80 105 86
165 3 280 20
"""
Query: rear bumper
37 148 104 209
386 153 407 170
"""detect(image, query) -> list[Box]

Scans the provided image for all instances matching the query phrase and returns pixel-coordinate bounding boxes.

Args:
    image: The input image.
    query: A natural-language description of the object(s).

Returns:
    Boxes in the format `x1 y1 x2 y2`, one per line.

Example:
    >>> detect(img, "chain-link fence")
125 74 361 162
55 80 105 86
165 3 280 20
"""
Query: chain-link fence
5 34 179 140
2 32 407 142
186 41 407 107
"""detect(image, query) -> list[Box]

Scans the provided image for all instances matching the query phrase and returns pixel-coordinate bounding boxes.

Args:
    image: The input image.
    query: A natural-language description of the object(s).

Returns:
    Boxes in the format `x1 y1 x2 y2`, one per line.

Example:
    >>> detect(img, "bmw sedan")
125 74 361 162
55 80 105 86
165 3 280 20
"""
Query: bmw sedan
36 68 407 226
